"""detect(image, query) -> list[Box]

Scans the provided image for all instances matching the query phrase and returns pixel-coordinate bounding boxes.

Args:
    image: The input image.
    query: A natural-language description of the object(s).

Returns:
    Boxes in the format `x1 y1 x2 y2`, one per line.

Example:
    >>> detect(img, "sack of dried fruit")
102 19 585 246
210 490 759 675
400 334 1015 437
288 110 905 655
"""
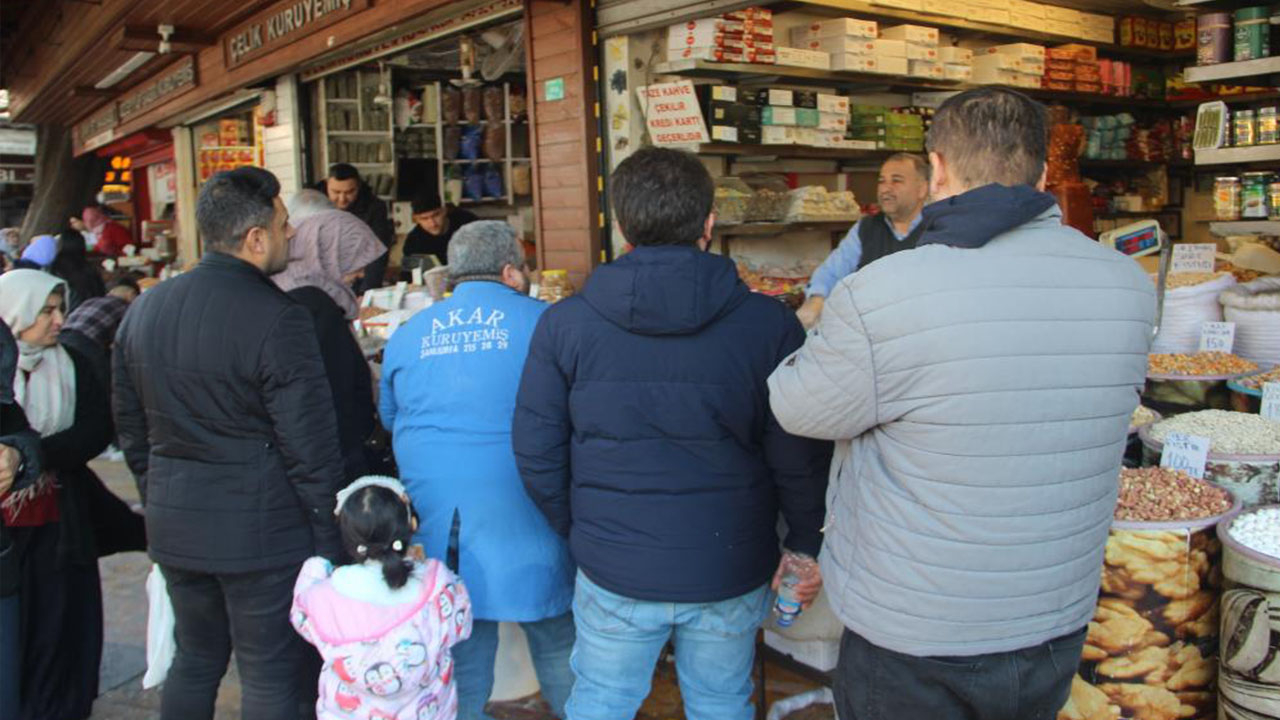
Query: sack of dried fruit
1216 505 1280 718
1220 277 1280 367
1152 273 1236 355
1061 469 1236 720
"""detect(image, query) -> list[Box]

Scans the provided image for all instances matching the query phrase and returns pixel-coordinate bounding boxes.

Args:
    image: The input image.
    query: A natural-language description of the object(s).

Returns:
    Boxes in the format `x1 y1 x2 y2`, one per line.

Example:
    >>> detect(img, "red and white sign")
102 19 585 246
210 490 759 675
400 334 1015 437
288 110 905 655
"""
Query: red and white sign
636 81 710 147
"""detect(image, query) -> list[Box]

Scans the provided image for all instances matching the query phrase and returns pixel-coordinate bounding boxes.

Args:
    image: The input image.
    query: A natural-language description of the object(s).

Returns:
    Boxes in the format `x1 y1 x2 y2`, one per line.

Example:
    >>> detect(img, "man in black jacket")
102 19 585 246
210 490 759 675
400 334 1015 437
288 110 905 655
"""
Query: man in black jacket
114 167 346 720
317 163 391 294
512 147 831 720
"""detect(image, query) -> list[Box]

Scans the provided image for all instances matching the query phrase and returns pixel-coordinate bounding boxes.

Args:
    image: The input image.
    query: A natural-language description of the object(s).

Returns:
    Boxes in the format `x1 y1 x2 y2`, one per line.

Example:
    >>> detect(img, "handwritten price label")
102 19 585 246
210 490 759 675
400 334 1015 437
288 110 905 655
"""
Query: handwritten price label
1171 244 1217 274
1160 432 1211 479
1199 322 1236 353
1263 383 1280 422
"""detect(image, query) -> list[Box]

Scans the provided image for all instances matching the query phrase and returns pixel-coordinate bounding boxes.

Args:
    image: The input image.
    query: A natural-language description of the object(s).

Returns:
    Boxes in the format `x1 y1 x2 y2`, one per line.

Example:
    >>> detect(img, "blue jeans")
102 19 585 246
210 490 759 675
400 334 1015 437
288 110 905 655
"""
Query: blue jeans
566 571 770 720
454 612 576 720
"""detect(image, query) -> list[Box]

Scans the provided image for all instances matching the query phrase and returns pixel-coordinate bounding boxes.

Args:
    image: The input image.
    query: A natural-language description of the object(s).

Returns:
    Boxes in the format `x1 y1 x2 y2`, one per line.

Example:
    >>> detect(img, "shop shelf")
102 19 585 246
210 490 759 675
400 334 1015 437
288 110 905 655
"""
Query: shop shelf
1170 90 1280 108
1210 220 1280 235
326 98 360 104
693 142 891 161
1195 144 1280 165
1185 57 1280 84
327 131 392 137
713 221 853 236
782 0 1193 63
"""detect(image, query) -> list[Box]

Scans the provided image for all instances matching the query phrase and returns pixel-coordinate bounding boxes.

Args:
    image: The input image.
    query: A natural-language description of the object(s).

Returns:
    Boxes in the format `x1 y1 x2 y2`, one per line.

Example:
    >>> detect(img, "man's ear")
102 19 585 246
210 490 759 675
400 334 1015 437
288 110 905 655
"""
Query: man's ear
928 151 947 198
1036 165 1048 192
242 226 267 257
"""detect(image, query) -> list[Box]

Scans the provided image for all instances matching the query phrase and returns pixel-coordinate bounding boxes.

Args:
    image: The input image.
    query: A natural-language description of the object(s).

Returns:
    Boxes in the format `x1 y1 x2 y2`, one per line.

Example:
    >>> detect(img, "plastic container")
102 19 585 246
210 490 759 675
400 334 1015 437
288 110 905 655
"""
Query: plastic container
1245 172 1273 219
1217 505 1280 718
1141 427 1280 507
1219 177 1243 221
1236 7 1271 62
1260 107 1279 145
713 177 753 225
1199 13 1234 65
1068 490 1239 720
773 552 817 628
1238 109 1258 148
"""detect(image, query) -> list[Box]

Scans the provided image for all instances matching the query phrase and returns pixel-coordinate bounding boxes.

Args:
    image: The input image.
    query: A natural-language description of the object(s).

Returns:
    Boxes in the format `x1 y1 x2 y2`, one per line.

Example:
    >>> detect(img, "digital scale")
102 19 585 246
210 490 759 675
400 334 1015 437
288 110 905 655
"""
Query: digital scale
1100 219 1170 340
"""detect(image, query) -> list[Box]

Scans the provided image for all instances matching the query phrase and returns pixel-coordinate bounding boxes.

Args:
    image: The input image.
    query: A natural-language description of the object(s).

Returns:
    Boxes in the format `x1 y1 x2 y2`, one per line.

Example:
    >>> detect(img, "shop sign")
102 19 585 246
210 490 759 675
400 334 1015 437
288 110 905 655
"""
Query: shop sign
118 57 198 122
636 81 710 147
299 0 520 82
0 165 34 184
76 104 119 153
225 0 370 70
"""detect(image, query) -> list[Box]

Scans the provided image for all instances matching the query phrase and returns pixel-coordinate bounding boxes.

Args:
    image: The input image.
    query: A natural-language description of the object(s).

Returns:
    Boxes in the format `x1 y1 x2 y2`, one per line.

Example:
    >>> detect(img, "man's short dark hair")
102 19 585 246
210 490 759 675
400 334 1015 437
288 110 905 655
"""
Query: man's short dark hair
926 88 1047 189
109 273 142 295
328 163 361 182
883 152 930 182
610 146 714 247
411 191 444 215
196 167 280 253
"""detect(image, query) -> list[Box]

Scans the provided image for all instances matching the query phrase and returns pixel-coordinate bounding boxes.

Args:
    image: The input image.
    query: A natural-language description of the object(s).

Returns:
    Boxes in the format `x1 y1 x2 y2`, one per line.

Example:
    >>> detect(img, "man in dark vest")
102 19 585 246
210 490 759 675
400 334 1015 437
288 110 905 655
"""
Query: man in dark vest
797 153 929 328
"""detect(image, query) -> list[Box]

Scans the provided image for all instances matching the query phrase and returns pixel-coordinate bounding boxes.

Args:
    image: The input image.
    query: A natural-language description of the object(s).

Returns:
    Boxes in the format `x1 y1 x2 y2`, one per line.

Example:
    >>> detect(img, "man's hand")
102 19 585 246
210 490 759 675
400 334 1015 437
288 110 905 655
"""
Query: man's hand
0 444 20 497
796 296 825 330
771 554 823 610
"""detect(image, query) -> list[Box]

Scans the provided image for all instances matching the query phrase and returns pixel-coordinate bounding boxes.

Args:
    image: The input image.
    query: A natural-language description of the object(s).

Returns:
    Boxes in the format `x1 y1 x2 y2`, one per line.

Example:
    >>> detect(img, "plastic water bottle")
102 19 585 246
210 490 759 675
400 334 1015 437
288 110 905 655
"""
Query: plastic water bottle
774 552 815 627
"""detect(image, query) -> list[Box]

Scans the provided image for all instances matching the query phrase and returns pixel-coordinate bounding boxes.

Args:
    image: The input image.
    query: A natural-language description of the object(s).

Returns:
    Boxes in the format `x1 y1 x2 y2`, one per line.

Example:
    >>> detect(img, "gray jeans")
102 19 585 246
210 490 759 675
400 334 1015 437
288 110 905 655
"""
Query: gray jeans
834 626 1087 720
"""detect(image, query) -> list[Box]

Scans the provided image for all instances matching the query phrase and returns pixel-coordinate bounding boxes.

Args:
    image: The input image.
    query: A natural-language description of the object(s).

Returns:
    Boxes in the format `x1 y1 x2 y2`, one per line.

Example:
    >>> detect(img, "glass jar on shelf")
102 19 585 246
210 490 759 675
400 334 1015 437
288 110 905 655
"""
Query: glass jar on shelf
1215 176 1242 221
1241 171 1272 219
1236 108 1257 147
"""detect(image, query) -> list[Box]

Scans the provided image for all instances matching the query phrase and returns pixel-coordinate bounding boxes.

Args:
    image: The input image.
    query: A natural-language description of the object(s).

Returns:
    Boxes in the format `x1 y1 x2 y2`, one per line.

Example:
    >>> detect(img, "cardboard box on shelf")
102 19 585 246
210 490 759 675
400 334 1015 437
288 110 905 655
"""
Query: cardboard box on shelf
908 60 944 79
871 38 908 57
1043 19 1083 38
761 88 794 106
869 55 908 75
816 93 849 114
830 53 881 72
710 125 740 142
870 0 923 11
943 64 973 81
817 111 848 130
973 66 1038 86
973 53 1030 73
669 46 777 63
739 126 763 144
793 90 818 108
1008 0 1045 20
1048 43 1098 61
698 85 738 103
724 6 772 21
793 108 819 127
762 106 798 125
971 7 1011 25
775 46 831 69
801 36 877 55
938 46 973 63
983 42 1045 61
906 44 939 61
1042 5 1081 23
761 125 796 144
931 2 973 19
789 17 877 42
880 24 939 46
667 28 774 51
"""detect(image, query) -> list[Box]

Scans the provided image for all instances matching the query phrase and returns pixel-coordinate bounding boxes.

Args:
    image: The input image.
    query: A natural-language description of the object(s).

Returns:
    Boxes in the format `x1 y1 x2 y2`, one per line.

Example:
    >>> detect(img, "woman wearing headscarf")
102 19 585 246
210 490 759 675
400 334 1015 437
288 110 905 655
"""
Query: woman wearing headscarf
273 205 386 481
80 206 130 258
0 269 142 720
15 235 56 270
49 230 106 313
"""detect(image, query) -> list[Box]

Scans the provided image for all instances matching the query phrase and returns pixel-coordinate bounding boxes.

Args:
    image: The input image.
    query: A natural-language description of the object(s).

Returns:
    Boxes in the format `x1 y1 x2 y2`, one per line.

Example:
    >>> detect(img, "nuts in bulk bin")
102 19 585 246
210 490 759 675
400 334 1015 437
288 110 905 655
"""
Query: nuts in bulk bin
1216 506 1280 718
1059 470 1237 720
1142 411 1280 507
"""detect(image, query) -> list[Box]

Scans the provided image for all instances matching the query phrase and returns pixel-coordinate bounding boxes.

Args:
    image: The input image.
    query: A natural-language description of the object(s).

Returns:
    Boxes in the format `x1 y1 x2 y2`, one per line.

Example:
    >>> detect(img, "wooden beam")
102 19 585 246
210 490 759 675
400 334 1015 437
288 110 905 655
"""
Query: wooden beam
116 25 215 54
70 86 118 99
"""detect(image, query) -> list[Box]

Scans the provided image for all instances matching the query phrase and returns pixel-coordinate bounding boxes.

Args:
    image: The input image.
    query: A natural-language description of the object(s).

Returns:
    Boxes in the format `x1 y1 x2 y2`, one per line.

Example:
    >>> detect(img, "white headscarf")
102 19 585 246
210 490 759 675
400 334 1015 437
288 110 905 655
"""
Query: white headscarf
0 269 76 436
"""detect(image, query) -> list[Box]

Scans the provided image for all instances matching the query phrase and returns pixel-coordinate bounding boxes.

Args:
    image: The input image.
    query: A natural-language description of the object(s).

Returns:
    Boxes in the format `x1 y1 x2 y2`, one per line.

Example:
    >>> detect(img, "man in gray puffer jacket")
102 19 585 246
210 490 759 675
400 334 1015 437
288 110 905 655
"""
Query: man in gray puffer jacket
768 87 1155 719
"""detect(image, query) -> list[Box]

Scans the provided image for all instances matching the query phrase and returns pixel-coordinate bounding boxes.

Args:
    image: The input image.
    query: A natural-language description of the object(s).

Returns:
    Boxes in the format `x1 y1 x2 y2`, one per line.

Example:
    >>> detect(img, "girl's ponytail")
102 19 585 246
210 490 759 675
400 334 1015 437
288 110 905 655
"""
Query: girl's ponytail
379 541 413 589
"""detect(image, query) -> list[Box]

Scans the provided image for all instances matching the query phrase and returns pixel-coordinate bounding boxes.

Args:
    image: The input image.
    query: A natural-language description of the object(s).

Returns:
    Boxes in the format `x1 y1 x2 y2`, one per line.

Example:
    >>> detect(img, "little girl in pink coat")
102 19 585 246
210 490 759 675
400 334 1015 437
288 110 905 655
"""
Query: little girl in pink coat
292 476 472 720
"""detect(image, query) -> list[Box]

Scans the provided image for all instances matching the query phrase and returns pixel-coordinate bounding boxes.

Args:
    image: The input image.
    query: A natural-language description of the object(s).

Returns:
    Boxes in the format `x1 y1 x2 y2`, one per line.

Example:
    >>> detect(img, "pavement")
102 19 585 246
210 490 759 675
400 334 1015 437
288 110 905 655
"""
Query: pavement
87 459 832 720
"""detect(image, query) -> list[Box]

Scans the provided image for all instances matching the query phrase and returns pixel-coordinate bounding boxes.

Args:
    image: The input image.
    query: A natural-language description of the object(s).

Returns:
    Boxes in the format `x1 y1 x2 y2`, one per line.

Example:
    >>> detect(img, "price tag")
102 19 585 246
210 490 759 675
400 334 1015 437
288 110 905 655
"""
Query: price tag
1199 321 1236 353
1263 383 1280 422
412 266 424 286
1171 243 1217 274
1160 432 1211 479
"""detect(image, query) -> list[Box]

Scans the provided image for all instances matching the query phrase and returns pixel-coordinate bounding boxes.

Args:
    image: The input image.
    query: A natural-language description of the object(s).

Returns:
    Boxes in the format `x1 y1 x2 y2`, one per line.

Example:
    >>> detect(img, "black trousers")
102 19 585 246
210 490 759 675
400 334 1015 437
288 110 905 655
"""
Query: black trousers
833 626 1087 720
159 563 306 720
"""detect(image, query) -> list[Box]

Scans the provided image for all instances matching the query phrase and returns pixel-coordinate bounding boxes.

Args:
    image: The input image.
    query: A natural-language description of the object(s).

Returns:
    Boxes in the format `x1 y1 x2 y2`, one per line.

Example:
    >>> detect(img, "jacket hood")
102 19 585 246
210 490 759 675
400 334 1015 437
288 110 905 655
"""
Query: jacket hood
581 245 749 336
917 184 1059 250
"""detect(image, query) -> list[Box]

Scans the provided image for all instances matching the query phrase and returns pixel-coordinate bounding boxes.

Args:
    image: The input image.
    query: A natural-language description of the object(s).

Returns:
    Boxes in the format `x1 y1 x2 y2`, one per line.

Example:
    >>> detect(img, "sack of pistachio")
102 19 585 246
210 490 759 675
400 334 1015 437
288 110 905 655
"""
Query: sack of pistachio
1058 468 1238 720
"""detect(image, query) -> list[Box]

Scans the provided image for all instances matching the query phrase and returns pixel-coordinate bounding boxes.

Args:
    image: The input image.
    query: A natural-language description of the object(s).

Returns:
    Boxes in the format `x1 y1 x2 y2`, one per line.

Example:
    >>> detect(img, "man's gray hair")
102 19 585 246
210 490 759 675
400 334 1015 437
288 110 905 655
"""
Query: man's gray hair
447 221 523 283
287 189 335 224
883 152 930 182
926 87 1047 189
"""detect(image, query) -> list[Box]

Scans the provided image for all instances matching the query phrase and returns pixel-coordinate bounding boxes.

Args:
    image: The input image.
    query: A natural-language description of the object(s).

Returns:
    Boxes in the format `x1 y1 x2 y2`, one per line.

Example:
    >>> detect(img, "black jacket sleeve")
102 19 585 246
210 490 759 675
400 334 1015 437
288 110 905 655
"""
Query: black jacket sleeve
113 311 151 501
512 312 573 536
763 314 832 557
258 304 347 560
42 347 113 473
1 403 42 494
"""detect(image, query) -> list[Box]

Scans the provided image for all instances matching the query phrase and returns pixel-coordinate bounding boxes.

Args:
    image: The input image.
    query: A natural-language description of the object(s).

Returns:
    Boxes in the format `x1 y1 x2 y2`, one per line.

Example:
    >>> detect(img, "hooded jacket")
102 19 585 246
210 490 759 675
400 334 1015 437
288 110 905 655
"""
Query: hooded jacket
513 245 831 603
768 184 1155 657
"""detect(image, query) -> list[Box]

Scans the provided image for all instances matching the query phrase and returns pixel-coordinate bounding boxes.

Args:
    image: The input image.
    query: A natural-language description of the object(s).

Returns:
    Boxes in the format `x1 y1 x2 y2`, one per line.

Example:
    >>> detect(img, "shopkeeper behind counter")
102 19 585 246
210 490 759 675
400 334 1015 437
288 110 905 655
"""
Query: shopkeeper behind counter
402 192 477 267
796 153 930 329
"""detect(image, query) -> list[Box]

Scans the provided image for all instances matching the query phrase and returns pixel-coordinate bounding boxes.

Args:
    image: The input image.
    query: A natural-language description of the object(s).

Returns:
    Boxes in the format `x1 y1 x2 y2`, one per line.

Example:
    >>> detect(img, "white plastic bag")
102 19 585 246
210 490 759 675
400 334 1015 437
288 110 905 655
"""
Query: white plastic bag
1151 273 1237 355
1221 277 1280 366
143 564 176 689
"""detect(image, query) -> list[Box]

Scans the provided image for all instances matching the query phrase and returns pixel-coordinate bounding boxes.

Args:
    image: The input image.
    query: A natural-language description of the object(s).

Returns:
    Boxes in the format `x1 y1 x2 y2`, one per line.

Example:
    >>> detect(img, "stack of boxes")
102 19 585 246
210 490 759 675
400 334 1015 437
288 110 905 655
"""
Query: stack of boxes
881 25 941 80
845 105 924 151
666 7 776 64
973 43 1045 89
750 88 851 147
939 46 974 82
1043 44 1101 95
788 18 880 73
698 85 763 145
870 0 1111 41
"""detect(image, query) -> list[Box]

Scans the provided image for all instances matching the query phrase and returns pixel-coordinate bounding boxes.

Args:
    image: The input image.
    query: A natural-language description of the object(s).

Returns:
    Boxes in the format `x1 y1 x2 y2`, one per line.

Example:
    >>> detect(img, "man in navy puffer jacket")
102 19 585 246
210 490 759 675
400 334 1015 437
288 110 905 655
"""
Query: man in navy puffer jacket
512 146 830 720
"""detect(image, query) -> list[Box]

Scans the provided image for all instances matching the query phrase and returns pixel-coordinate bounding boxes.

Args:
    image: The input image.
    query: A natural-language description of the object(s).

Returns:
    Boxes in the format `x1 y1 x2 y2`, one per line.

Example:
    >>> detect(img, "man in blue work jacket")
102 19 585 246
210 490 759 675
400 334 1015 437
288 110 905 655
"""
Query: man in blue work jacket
380 221 575 720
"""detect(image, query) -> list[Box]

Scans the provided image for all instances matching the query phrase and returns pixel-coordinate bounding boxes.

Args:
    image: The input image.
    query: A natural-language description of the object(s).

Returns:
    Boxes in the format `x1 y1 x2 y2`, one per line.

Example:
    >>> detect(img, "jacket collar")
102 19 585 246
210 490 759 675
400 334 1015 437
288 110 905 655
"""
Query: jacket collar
200 251 269 280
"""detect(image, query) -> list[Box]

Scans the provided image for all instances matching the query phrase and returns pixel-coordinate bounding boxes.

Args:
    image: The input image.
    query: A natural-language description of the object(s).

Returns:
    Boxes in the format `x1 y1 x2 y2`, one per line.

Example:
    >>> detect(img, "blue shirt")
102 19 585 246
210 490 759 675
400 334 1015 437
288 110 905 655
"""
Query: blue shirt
379 281 575 621
806 213 924 298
